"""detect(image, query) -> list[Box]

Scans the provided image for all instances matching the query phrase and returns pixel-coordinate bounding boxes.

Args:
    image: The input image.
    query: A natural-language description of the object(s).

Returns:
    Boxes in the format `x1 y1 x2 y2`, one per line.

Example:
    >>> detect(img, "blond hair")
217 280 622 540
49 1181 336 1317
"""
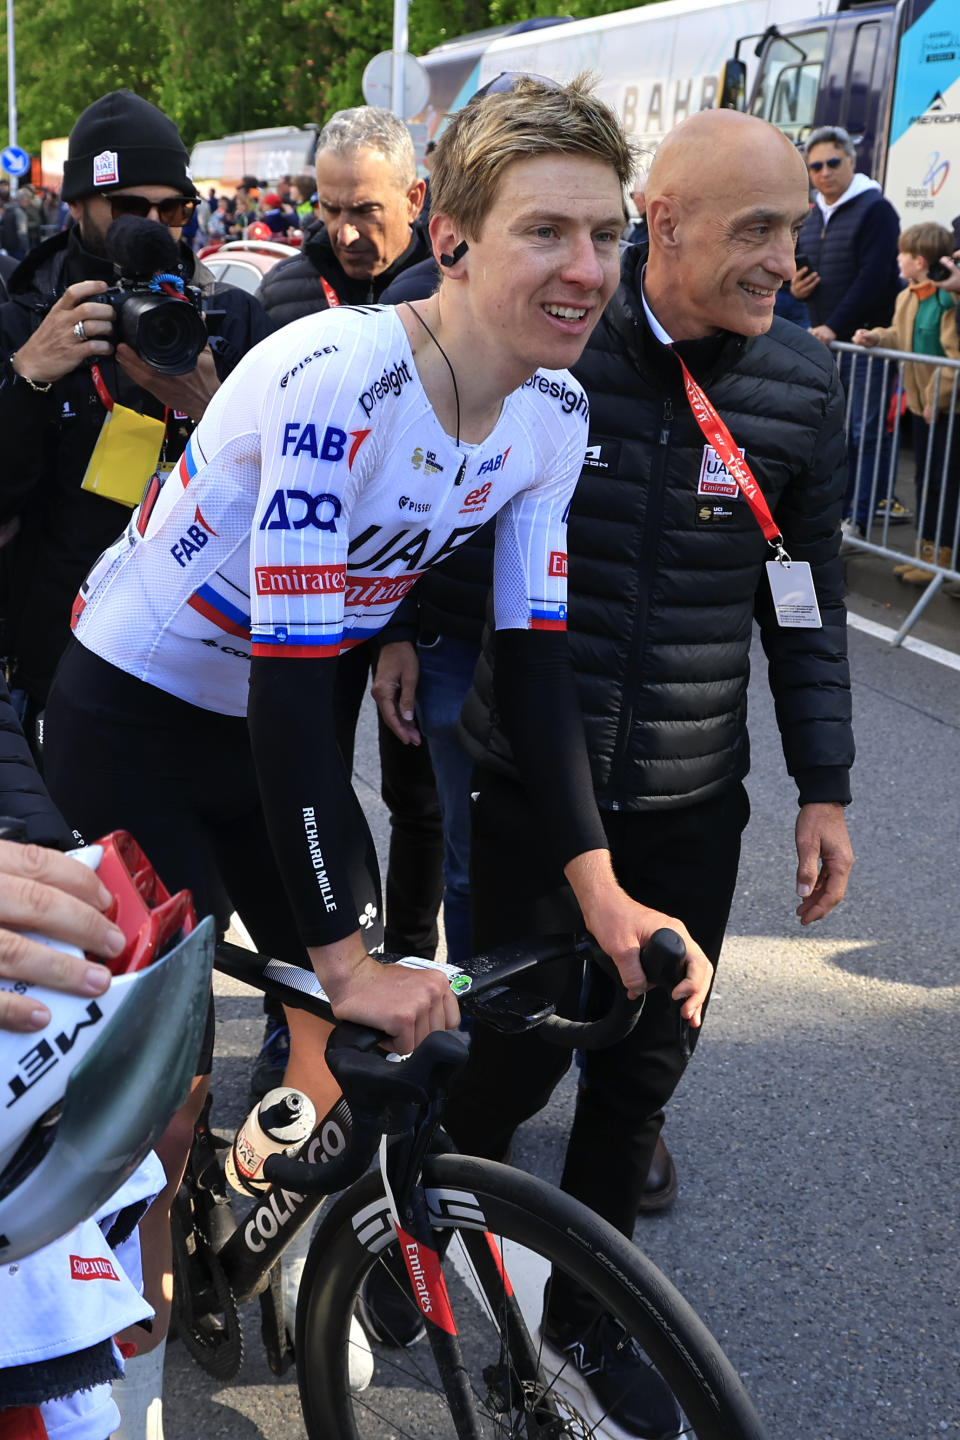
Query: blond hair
431 75 636 240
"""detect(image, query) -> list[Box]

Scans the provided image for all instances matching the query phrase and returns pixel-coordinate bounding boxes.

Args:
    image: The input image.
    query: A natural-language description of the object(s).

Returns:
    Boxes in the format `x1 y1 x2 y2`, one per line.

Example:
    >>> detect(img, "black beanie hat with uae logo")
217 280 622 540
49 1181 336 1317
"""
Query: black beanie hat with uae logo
61 89 199 203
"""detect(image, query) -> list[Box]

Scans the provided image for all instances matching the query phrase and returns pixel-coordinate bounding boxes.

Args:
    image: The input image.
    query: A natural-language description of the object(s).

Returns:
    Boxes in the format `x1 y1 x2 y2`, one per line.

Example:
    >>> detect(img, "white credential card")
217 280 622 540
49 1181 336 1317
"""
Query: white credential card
765 560 822 628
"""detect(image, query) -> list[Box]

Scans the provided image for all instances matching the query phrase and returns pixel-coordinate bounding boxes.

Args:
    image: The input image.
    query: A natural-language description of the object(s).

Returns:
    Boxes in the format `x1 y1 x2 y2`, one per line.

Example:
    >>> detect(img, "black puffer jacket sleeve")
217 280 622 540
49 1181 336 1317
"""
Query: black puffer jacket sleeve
202 281 274 362
0 675 74 849
0 301 60 524
757 354 853 805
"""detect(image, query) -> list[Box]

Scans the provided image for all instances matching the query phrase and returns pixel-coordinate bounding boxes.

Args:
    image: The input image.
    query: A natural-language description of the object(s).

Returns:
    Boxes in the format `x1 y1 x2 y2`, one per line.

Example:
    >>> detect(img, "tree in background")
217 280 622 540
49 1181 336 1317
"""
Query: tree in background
2 0 639 154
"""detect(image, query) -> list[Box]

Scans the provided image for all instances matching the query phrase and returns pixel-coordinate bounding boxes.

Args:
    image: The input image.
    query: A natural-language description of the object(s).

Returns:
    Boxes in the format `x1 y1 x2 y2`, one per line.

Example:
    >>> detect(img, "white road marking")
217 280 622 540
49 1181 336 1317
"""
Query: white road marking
847 610 960 673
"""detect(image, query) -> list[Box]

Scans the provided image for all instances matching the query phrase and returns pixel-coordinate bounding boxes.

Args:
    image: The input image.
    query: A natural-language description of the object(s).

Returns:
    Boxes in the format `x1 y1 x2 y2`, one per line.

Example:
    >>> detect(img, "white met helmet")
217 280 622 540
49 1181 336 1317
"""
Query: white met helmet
0 831 213 1263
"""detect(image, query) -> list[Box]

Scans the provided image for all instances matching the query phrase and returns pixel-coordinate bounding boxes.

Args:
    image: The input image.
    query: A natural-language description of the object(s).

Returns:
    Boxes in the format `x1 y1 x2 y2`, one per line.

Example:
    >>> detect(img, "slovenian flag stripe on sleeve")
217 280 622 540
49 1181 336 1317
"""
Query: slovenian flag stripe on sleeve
188 584 250 639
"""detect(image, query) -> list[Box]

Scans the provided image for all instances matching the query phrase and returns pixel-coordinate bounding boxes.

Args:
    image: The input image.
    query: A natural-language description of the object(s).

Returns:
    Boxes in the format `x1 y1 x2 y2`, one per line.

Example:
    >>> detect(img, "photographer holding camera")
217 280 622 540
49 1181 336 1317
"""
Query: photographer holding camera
0 90 271 739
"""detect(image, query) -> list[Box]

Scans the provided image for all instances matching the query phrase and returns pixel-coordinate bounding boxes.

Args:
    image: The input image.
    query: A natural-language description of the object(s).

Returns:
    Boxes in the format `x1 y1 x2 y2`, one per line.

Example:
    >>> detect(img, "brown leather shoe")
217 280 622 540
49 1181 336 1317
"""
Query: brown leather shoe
636 1136 678 1213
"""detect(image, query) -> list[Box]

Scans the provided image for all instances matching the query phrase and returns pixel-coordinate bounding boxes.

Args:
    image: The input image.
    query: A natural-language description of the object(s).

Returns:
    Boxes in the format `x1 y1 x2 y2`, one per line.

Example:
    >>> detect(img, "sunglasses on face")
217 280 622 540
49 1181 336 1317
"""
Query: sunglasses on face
808 157 845 173
105 193 196 226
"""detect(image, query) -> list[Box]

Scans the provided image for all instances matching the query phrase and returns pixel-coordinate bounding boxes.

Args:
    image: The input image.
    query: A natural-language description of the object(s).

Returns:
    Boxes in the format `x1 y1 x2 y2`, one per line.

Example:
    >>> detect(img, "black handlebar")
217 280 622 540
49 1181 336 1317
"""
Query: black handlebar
216 926 688 1056
534 927 688 1049
264 1029 470 1193
252 927 689 1195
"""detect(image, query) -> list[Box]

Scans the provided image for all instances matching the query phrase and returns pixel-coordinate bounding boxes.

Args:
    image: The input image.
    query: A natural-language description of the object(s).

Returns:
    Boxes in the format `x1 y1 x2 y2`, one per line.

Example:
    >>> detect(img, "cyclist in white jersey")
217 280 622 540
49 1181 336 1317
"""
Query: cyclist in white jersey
51 72 716 1084
72 300 586 716
42 87 713 1416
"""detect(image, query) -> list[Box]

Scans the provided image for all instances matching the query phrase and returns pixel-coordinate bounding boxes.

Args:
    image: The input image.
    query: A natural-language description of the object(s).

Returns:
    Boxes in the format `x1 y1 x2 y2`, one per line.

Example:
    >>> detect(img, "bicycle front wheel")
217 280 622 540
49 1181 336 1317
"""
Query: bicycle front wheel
296 1153 765 1440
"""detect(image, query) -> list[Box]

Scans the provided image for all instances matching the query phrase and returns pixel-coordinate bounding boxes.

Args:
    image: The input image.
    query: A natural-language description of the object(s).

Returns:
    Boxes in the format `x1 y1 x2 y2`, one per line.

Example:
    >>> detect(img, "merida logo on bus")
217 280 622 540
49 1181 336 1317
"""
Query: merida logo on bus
522 374 589 420
358 358 412 417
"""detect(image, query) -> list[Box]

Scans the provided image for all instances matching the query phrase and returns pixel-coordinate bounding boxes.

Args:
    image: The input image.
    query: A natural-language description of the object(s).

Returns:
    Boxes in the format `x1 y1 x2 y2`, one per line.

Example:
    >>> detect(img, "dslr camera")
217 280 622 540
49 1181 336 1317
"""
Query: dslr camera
99 214 208 375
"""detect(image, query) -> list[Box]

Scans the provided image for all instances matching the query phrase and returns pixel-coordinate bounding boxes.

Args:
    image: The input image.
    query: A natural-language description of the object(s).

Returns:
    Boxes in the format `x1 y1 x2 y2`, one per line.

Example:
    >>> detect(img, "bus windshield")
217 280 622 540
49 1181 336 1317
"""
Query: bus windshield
751 29 828 143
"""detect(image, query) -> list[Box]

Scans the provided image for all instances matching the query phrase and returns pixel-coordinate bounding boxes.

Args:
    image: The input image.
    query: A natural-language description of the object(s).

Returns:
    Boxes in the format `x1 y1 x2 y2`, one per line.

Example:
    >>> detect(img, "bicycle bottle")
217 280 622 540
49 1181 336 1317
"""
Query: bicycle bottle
225 1087 317 1196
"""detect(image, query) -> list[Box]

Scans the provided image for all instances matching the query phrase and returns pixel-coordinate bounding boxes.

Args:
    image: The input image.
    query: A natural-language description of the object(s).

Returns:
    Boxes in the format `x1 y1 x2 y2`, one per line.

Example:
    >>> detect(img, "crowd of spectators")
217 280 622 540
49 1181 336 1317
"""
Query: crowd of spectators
190 173 318 246
0 183 71 262
0 173 318 280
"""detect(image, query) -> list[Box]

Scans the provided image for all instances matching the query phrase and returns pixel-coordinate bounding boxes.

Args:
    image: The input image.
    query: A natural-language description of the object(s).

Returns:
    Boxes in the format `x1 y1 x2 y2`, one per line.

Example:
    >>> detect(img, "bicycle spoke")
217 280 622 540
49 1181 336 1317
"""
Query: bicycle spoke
344 1232 703 1439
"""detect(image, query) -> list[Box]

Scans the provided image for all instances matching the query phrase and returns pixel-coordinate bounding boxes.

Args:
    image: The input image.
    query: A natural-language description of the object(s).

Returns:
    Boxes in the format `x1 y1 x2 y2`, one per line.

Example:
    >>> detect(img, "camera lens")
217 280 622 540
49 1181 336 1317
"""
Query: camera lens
118 293 207 375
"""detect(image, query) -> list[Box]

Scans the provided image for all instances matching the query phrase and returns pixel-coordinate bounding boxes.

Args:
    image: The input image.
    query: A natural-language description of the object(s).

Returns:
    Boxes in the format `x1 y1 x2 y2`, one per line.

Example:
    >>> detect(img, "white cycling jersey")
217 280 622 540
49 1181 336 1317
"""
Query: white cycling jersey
72 303 589 715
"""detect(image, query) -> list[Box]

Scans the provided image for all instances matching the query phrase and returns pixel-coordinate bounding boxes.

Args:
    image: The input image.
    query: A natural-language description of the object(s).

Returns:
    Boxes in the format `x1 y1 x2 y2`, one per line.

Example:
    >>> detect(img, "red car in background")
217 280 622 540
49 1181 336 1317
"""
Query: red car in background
198 239 300 296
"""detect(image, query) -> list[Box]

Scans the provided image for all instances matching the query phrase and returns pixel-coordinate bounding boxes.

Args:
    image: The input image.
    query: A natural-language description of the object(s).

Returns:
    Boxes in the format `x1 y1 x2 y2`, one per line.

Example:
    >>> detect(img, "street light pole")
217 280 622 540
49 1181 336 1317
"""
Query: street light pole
6 0 18 194
391 0 409 120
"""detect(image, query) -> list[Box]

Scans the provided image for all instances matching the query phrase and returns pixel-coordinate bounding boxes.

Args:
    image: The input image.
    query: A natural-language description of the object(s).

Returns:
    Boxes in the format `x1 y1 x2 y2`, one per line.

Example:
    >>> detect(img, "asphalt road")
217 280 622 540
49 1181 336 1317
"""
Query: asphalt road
163 573 960 1439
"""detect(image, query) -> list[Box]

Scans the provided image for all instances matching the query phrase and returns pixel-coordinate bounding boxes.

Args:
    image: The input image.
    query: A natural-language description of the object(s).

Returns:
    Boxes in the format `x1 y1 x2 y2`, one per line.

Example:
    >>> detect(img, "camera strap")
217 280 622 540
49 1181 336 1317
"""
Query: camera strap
90 363 114 412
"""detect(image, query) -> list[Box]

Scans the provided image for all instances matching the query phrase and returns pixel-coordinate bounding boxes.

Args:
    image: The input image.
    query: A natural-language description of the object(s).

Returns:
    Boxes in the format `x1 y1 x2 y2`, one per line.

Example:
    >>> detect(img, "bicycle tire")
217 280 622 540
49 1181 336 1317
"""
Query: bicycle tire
295 1154 766 1440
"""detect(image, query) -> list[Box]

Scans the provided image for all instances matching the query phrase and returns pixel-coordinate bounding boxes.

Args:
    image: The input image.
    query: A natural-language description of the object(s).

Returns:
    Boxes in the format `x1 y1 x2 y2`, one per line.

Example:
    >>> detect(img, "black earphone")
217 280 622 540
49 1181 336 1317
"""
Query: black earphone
439 240 469 268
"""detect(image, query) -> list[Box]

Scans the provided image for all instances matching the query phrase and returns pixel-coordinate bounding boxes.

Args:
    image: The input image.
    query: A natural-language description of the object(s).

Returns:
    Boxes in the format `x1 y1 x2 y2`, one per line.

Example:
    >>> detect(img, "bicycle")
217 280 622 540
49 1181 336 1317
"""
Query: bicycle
171 930 767 1440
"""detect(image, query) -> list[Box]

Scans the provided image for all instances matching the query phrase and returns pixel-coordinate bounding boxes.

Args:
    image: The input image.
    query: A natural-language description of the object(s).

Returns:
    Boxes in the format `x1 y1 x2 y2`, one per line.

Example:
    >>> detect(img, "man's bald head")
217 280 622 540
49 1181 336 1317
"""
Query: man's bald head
644 111 810 340
648 109 806 210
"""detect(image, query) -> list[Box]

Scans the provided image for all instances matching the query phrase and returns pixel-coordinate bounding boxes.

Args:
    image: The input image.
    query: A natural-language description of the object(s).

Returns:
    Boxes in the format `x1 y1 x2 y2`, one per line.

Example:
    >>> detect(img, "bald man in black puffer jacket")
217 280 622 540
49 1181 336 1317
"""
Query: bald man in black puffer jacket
447 115 855 1294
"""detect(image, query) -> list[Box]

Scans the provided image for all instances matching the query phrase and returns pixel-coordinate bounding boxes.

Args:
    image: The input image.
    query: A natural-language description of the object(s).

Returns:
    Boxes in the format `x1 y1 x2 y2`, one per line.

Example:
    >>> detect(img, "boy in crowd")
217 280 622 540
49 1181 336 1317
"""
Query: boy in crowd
854 222 960 583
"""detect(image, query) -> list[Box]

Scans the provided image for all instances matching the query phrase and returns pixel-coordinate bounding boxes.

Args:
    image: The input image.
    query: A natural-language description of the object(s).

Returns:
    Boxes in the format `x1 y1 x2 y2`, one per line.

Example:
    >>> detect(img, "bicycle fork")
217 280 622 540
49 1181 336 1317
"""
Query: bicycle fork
383 1124 561 1439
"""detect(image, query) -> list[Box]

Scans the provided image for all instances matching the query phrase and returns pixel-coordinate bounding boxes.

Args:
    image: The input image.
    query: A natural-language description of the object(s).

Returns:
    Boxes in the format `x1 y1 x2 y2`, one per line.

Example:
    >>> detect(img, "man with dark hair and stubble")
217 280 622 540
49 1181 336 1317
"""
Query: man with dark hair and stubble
0 87 270 1440
0 89 270 746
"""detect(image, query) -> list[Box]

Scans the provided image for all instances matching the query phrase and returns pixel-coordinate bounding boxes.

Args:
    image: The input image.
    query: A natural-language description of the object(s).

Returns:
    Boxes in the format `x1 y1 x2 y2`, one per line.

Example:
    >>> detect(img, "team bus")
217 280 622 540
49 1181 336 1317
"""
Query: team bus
412 0 956 225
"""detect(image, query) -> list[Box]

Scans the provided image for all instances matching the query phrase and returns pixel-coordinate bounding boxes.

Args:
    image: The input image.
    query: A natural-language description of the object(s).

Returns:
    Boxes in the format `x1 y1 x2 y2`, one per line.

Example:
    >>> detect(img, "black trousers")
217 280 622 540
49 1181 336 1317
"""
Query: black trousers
43 643 382 1069
334 644 444 959
444 770 750 1252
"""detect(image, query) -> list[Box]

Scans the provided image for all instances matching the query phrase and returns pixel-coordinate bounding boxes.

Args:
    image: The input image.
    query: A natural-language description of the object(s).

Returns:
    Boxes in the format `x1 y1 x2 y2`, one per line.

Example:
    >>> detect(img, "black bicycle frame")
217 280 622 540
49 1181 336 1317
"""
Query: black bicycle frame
211 1095 351 1304
205 926 682 1306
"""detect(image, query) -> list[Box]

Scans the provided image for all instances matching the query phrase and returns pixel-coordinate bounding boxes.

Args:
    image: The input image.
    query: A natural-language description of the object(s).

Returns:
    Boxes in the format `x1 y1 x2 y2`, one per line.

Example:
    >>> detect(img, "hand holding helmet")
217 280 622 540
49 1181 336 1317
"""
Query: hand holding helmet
0 831 213 1262
0 840 127 1032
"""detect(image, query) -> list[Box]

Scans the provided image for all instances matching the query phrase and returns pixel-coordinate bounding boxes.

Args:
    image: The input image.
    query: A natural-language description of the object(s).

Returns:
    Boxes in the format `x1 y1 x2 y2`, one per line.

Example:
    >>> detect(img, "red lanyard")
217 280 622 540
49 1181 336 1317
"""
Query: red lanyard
90 362 114 412
672 350 788 560
320 277 340 308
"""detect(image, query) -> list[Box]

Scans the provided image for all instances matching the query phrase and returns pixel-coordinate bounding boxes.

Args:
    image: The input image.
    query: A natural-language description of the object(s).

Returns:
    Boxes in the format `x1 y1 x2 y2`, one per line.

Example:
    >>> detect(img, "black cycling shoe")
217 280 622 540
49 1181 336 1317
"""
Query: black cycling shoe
249 1021 290 1104
539 1310 683 1440
356 1250 427 1349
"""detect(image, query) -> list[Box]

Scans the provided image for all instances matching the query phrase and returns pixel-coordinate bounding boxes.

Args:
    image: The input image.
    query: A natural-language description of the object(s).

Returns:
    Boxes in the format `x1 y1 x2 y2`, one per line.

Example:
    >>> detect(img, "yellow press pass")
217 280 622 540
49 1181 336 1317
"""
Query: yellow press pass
80 403 166 509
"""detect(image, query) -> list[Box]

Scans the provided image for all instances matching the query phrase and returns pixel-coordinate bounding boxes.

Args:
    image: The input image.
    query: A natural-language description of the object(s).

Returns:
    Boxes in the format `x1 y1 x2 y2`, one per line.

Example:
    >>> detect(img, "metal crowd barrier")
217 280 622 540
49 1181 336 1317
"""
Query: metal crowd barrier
829 338 960 644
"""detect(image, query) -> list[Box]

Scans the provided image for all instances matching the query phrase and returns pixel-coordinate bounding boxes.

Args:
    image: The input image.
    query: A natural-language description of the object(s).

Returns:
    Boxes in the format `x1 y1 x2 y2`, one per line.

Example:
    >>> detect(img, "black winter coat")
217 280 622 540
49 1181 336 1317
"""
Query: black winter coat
461 245 854 811
0 226 272 704
0 252 17 302
0 673 72 848
256 221 431 327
